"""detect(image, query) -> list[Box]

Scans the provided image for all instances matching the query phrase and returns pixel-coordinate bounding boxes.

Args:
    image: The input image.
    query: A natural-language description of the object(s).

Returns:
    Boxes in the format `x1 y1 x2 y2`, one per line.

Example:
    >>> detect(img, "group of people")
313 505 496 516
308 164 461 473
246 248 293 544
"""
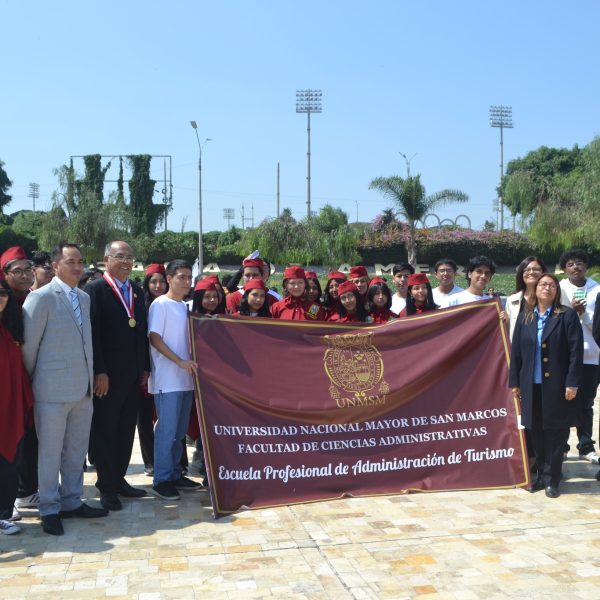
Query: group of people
1 242 600 537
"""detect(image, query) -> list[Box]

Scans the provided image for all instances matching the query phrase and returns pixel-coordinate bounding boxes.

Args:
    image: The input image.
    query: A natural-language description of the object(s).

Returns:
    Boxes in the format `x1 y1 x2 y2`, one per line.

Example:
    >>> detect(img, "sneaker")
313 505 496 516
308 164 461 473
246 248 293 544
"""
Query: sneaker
9 506 22 522
173 476 203 490
15 492 40 509
0 519 21 535
144 466 154 476
151 482 180 501
579 450 600 464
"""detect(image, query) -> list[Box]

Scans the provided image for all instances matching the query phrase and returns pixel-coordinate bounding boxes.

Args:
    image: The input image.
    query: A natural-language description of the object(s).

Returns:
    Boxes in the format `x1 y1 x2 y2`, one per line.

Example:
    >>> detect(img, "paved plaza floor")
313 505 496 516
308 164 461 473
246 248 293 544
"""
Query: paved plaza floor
2 420 600 600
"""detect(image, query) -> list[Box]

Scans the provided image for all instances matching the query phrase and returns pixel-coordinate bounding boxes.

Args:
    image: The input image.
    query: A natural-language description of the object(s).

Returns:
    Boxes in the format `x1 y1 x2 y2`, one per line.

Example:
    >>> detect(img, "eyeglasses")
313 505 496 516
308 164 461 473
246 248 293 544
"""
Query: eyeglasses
7 267 33 277
523 267 542 274
565 261 586 268
538 282 558 289
108 254 135 262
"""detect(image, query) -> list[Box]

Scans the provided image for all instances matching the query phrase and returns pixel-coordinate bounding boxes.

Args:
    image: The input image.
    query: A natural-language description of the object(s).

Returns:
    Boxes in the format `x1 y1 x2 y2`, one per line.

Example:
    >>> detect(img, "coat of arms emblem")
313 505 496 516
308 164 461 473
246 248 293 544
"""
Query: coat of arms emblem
323 332 389 405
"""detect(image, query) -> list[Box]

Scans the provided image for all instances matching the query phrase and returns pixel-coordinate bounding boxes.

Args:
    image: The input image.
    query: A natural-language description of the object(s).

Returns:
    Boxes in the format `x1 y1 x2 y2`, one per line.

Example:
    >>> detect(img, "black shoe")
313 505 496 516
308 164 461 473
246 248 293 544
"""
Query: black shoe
41 514 64 536
60 502 109 519
118 480 147 498
545 486 560 498
173 475 203 490
529 478 544 492
151 482 180 501
100 493 123 511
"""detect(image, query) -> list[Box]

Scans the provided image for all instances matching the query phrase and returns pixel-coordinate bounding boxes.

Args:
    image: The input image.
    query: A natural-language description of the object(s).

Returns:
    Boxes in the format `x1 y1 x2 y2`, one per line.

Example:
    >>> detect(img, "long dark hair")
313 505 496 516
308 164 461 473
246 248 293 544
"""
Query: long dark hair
238 293 272 317
514 256 548 294
0 280 24 343
405 281 438 315
192 289 225 314
305 276 323 305
338 289 370 322
322 276 345 310
524 273 565 323
365 282 393 312
143 272 169 311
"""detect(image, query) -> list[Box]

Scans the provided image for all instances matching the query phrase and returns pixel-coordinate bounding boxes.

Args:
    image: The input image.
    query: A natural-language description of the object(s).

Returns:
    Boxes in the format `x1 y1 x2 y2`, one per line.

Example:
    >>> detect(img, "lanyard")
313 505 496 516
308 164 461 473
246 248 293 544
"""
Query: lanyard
103 273 136 327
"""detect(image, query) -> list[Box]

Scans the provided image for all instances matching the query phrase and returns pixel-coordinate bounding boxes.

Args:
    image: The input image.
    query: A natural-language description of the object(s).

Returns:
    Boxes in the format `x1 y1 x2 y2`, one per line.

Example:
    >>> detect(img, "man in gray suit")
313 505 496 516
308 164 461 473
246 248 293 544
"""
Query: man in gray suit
22 243 108 535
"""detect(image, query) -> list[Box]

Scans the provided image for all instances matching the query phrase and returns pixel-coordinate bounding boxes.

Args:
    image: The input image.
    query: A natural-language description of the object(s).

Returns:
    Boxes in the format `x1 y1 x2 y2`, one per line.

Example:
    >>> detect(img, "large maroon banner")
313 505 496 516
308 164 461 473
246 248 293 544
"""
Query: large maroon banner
191 299 529 518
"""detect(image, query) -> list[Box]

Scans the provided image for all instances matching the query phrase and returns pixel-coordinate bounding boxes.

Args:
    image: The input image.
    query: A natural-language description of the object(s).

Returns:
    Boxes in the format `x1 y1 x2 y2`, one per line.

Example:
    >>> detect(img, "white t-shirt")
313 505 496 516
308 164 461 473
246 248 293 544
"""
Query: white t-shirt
560 277 600 364
148 295 194 394
432 285 464 308
391 294 406 315
448 290 490 307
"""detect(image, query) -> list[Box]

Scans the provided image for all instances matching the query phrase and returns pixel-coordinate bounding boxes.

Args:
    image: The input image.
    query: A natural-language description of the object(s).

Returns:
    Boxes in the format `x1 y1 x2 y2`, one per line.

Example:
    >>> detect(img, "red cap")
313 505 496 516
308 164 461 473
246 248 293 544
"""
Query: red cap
369 277 387 287
145 263 166 276
327 271 347 282
243 278 267 292
194 279 218 292
304 271 318 280
1 246 28 270
408 273 429 287
283 266 306 280
349 265 368 279
203 274 221 286
338 281 359 296
242 258 264 269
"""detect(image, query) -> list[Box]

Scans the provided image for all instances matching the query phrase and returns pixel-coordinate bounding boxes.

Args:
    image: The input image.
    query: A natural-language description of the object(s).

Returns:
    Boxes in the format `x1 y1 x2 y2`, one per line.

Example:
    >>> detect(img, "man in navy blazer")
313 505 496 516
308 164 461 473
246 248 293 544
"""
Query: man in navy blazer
22 243 108 535
85 241 149 511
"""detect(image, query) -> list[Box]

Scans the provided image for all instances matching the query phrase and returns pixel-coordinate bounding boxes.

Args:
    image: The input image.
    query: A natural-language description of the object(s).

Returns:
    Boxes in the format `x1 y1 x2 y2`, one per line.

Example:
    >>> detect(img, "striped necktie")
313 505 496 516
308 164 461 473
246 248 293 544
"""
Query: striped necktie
69 288 83 328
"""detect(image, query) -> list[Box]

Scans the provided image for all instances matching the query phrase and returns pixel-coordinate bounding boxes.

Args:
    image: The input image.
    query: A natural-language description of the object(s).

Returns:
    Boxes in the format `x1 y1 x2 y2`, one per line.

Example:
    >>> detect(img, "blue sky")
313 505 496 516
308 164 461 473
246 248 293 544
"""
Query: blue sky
2 0 599 234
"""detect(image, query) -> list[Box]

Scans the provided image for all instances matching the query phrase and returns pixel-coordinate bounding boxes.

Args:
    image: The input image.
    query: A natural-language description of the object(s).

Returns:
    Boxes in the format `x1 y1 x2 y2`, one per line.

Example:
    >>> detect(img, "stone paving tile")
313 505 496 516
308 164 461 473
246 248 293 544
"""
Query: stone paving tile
2 422 600 599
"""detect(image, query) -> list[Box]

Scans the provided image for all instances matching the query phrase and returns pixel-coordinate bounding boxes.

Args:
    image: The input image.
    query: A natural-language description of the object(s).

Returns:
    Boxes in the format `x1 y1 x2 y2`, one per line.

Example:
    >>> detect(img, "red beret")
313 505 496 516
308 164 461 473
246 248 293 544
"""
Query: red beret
349 265 368 279
408 273 429 287
304 271 318 280
243 278 267 292
369 277 387 287
338 281 359 296
1 246 28 270
283 266 306 280
327 271 347 282
194 279 218 292
145 263 166 276
242 258 264 269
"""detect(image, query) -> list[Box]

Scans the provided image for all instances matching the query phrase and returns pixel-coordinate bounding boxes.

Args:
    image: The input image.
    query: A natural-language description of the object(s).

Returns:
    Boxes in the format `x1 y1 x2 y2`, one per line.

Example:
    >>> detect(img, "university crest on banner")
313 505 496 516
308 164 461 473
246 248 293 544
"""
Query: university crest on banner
323 332 389 406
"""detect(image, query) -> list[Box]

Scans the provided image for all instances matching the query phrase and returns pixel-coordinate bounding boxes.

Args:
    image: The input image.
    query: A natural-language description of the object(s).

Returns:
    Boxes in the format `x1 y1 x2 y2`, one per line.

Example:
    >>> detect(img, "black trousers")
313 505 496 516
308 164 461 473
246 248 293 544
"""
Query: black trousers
0 450 20 520
137 390 155 469
530 385 569 489
575 364 598 454
92 383 140 495
16 423 38 498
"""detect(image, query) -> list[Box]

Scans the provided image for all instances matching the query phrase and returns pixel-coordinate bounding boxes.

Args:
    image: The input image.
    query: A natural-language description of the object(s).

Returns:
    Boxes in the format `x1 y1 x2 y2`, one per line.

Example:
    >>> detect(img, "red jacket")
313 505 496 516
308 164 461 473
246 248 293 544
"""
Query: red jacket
270 296 326 321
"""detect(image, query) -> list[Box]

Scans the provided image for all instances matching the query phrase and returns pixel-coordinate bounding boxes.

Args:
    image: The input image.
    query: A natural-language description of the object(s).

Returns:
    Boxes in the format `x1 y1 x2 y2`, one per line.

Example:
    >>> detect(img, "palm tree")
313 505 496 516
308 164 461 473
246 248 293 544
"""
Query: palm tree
369 174 469 265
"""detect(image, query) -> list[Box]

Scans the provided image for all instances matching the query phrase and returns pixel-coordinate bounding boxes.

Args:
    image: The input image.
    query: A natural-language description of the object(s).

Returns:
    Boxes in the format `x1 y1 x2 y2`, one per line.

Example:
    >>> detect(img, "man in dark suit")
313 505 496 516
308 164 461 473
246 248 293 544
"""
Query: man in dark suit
85 241 149 511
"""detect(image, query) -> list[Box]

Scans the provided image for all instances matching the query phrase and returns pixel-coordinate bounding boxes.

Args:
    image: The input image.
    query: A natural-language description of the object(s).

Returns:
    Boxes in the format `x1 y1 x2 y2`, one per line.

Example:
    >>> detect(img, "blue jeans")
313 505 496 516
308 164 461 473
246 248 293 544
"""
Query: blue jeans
153 391 194 485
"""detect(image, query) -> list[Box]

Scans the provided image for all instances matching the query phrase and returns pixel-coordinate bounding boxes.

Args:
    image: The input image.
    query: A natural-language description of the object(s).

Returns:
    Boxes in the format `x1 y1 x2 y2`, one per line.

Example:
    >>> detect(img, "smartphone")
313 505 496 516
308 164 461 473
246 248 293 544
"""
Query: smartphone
573 289 587 303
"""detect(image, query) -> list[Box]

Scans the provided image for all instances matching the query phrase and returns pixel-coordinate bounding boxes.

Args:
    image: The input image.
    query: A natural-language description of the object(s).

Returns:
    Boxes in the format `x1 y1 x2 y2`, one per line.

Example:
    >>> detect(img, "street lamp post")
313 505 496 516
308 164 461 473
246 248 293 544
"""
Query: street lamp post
489 106 513 230
190 121 211 274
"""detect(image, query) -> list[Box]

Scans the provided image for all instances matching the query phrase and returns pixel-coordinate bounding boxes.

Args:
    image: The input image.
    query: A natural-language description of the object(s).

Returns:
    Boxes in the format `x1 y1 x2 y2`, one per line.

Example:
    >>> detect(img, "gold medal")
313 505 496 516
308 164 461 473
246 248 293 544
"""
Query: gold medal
128 318 136 328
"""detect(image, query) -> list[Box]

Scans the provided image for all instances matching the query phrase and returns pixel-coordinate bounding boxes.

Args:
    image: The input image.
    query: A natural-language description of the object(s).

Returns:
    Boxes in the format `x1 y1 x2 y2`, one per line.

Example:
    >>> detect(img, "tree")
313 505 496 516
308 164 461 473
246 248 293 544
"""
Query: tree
369 174 469 264
128 155 163 236
0 159 13 213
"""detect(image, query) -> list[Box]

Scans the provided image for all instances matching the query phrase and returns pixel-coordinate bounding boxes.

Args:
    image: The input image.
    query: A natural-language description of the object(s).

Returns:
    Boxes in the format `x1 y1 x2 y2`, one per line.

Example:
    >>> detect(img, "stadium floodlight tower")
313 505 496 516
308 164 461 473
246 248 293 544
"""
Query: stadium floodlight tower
296 89 322 219
489 105 513 230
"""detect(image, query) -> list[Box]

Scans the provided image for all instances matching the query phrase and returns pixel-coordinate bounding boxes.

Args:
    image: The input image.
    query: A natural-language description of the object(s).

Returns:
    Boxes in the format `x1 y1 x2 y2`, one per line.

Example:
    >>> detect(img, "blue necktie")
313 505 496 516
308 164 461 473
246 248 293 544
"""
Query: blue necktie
121 282 130 304
69 288 83 328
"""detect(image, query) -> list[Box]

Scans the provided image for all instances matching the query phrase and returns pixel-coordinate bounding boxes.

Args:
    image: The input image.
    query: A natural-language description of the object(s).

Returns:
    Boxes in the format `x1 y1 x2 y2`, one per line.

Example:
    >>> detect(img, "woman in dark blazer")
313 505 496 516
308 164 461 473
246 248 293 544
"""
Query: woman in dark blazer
510 273 583 498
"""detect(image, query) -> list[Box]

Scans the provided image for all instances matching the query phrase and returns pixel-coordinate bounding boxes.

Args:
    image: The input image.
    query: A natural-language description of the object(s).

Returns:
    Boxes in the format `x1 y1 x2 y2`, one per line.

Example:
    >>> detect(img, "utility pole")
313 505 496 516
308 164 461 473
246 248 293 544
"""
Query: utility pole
276 162 280 217
28 182 39 211
489 106 513 231
296 90 322 219
241 204 253 229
